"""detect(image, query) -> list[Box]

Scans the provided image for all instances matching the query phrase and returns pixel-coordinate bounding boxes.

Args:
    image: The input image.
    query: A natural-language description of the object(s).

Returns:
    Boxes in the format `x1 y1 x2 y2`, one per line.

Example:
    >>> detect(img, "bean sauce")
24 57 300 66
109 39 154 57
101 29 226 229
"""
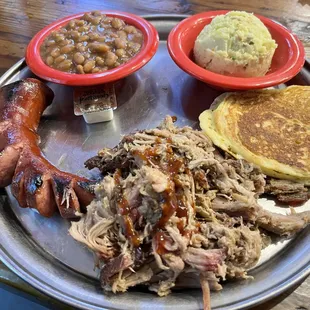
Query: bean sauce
40 11 143 74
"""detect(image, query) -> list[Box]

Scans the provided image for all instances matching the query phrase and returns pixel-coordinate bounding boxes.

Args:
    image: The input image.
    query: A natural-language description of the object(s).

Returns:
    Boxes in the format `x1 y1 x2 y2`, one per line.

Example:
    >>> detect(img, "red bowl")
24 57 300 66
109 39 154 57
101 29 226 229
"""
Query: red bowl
167 11 305 90
26 11 159 86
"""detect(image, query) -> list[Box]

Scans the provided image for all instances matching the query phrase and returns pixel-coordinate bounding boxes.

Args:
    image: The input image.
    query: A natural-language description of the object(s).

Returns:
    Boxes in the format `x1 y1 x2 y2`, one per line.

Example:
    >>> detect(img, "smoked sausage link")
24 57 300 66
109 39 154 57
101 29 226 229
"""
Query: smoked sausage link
0 79 94 218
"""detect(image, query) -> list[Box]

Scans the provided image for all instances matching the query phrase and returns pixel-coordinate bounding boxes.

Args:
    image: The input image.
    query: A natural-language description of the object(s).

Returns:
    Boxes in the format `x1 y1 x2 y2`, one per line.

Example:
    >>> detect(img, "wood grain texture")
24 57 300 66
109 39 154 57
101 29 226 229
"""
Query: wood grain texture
0 0 309 75
0 0 309 309
252 277 310 310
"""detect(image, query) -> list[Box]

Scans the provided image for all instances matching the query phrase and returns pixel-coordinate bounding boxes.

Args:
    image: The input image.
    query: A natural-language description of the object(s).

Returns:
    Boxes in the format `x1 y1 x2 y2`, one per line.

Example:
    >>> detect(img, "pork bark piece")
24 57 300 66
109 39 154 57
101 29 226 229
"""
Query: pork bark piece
265 178 309 204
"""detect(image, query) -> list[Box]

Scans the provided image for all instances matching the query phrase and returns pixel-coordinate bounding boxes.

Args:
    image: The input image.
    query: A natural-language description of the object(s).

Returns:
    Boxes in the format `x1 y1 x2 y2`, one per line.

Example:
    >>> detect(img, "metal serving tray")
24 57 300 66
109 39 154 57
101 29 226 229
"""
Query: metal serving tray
0 15 309 310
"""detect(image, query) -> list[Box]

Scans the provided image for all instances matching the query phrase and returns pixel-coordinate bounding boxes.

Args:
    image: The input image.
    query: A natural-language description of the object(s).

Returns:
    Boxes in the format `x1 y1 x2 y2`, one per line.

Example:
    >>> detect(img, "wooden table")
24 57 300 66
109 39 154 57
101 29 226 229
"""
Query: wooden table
0 0 309 309
0 0 310 75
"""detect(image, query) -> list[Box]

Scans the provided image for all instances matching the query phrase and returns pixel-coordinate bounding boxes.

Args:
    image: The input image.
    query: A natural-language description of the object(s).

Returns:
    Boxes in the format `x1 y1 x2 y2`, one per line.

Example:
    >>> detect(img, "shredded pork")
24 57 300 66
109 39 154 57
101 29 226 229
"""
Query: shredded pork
69 117 310 310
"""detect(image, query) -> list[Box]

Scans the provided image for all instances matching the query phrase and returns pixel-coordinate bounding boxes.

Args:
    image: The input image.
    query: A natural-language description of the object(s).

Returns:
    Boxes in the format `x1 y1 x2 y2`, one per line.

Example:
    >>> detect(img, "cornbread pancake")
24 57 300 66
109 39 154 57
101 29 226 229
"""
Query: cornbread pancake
199 86 310 184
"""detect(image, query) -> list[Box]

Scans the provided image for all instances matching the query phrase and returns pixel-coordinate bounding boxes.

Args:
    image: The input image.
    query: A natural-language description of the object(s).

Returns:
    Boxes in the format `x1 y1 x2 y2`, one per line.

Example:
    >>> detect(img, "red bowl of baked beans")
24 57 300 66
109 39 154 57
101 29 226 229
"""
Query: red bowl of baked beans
26 11 159 86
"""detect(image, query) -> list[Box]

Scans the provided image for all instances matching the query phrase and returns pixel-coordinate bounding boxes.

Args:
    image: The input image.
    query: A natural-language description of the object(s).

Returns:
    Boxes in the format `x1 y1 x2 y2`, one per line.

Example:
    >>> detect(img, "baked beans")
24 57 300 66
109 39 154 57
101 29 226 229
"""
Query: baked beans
40 11 143 74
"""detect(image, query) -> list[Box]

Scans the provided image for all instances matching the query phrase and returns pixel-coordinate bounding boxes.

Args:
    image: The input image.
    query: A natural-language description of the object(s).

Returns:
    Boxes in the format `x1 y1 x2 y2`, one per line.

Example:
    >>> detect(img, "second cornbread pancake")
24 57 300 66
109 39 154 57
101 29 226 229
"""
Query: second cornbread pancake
199 86 310 184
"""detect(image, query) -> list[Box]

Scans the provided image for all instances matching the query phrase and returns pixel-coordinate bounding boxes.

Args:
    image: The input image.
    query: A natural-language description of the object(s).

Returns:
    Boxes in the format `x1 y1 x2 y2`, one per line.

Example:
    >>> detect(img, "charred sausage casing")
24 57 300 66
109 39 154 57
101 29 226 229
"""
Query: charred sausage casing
0 78 94 218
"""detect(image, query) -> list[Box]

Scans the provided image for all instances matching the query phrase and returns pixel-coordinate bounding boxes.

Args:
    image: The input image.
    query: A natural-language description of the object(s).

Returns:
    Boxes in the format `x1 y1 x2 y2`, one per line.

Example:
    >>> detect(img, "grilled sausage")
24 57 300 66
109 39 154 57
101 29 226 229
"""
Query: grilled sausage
0 78 95 218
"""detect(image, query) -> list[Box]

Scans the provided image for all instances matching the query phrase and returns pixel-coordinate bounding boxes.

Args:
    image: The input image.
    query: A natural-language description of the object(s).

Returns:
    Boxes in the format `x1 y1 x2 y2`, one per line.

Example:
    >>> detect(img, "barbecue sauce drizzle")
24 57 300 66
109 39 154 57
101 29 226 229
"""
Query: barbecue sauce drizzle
114 169 140 247
132 137 193 253
114 136 195 252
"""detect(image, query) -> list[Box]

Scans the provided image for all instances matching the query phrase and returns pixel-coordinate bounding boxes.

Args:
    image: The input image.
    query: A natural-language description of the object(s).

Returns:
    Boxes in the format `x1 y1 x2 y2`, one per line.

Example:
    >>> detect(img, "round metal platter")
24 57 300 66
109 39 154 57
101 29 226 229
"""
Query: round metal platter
0 15 309 310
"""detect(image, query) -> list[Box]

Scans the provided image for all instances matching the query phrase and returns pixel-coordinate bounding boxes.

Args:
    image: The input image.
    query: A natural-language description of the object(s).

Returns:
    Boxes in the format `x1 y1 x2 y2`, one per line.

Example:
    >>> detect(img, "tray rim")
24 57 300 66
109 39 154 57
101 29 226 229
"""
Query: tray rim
0 13 309 310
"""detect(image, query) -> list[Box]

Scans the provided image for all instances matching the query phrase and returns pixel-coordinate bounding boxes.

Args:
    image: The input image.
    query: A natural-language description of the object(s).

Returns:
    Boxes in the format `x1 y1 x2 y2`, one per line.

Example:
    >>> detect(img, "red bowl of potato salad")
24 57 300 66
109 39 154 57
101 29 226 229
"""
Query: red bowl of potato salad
167 11 305 90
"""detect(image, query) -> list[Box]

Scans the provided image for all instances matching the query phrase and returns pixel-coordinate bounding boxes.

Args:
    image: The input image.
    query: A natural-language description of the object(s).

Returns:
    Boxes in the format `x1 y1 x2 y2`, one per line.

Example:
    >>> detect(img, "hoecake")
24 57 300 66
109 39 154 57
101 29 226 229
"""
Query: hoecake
199 86 310 184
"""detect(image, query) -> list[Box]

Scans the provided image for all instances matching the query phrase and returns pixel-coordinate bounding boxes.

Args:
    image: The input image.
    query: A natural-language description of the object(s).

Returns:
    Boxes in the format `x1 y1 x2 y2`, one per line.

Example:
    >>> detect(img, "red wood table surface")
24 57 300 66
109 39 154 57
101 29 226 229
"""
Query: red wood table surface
0 0 309 309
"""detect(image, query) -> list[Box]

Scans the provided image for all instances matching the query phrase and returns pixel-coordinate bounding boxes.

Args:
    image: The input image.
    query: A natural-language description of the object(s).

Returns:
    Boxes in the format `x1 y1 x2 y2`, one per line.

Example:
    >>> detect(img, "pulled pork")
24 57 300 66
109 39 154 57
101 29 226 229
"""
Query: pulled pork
69 116 310 310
